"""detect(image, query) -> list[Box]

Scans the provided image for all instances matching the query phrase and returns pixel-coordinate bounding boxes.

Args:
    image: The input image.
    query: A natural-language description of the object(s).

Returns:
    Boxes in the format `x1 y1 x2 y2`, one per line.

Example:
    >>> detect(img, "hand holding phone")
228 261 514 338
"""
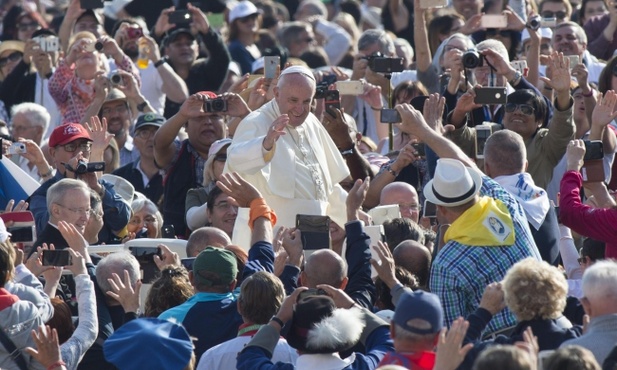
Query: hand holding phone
481 14 508 28
168 10 192 25
296 214 331 250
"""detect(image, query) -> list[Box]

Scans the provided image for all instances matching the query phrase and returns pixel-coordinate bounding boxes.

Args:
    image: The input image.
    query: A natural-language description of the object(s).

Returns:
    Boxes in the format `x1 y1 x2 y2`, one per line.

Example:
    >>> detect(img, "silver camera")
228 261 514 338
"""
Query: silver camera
32 36 60 52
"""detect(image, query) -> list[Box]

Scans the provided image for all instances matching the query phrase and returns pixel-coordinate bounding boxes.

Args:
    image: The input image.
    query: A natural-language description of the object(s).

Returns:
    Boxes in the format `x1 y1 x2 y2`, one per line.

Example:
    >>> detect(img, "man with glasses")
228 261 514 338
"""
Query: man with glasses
552 22 606 84
32 178 92 250
379 182 421 223
113 113 164 206
28 123 130 244
539 0 573 24
447 53 575 188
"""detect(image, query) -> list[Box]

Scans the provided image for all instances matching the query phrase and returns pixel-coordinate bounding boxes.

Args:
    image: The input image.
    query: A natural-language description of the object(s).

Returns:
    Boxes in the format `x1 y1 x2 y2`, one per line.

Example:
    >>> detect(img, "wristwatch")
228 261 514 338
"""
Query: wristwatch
136 101 148 112
509 71 523 86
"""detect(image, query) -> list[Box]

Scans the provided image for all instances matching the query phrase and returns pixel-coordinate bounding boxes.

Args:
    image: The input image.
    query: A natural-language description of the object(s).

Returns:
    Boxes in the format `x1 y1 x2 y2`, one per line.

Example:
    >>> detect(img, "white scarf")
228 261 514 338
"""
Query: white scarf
494 173 550 230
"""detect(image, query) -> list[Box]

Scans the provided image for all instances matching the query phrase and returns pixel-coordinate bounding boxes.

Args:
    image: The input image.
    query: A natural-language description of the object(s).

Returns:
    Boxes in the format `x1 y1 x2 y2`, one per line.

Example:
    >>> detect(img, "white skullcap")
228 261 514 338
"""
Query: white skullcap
251 57 264 73
279 66 315 81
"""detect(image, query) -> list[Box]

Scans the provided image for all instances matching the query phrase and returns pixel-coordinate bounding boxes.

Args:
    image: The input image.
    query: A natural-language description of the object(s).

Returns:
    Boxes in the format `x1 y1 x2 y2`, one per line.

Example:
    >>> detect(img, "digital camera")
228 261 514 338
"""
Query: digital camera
203 97 227 113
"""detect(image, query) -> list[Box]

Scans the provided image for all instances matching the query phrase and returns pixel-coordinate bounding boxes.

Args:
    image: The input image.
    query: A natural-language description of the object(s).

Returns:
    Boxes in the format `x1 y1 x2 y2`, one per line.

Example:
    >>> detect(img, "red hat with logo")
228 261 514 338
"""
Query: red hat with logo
49 123 92 148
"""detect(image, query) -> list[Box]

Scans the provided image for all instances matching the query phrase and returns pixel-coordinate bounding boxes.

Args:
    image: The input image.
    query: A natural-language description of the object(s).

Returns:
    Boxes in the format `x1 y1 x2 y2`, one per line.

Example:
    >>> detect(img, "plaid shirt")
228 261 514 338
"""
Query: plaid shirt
430 174 541 335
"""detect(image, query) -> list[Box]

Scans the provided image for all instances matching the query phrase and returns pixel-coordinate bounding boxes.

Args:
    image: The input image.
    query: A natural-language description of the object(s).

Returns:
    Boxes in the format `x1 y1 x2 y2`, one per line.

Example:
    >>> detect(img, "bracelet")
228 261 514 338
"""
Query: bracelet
340 147 354 156
249 198 278 230
370 106 382 111
38 166 53 178
270 316 284 327
582 89 594 97
47 361 66 370
383 163 398 177
154 58 167 68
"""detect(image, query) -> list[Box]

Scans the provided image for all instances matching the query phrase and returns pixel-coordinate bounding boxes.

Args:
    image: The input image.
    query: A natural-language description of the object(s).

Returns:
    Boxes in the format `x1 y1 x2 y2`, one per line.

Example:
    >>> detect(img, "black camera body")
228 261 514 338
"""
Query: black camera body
204 97 227 113
69 160 105 175
365 53 405 73
462 49 484 69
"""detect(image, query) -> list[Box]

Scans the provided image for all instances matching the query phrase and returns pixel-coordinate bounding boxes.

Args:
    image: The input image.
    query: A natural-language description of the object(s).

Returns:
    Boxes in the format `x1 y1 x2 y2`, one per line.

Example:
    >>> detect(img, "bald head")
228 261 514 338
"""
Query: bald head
483 130 527 178
393 240 432 288
186 227 232 257
380 182 420 222
302 249 348 288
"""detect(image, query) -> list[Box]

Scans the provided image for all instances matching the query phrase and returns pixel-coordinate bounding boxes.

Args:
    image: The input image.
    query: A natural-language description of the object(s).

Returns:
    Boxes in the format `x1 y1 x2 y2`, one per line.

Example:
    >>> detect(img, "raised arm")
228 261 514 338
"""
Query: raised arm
413 0 432 73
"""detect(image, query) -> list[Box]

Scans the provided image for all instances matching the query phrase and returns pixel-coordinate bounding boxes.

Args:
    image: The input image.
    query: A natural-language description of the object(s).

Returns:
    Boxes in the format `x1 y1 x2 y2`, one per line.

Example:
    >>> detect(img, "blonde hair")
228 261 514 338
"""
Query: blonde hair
503 258 568 321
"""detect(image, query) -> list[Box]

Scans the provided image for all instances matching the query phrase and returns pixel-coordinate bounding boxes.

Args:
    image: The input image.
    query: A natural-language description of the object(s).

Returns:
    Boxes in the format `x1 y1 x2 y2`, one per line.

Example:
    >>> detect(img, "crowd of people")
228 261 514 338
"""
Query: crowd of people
1 0 617 369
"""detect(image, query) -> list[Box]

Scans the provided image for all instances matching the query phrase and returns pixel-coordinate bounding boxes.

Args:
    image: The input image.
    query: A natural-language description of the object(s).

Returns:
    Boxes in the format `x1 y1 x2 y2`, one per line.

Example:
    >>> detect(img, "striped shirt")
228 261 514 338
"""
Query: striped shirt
430 175 541 335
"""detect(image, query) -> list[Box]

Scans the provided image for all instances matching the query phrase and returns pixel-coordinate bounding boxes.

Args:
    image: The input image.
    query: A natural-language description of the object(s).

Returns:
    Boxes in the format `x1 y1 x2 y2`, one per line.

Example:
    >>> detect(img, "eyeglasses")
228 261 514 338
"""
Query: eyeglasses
101 105 128 116
60 142 92 152
129 216 157 225
214 154 227 162
55 203 92 216
0 52 22 67
541 10 567 19
444 45 465 53
134 129 156 139
11 125 37 133
18 21 40 31
505 103 535 115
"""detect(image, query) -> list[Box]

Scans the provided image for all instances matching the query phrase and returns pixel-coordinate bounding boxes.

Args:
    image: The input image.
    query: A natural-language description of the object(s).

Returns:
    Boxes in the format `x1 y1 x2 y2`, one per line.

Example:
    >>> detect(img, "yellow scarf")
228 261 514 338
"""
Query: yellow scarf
444 197 515 247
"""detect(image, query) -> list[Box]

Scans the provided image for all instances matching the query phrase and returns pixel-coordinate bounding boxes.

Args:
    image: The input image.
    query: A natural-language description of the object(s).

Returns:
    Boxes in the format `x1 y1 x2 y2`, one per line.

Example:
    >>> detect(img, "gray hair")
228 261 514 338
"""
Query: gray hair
130 198 163 238
278 21 311 50
477 39 510 63
394 38 414 65
298 0 327 17
484 130 527 175
393 323 437 343
11 102 51 135
358 29 395 56
46 179 90 213
432 33 475 76
95 251 140 293
582 260 617 301
555 21 587 44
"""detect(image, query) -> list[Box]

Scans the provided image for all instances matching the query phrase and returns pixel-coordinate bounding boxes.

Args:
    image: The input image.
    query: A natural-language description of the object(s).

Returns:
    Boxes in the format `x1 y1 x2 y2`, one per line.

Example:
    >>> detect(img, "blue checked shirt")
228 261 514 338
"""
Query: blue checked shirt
430 174 541 335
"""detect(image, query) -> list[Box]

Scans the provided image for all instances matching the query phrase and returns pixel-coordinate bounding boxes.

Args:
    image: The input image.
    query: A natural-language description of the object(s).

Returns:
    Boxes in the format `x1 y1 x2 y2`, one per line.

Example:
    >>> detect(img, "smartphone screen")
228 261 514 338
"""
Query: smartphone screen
475 126 492 159
296 214 330 250
181 257 196 271
297 288 328 301
324 90 341 113
423 200 437 219
129 246 161 263
380 108 401 123
42 250 72 266
6 226 34 243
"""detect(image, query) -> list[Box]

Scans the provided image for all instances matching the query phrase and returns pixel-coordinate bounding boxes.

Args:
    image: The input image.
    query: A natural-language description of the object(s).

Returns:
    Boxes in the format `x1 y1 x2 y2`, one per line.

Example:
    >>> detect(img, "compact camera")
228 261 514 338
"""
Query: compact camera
363 52 405 73
527 16 557 30
109 72 123 85
32 36 60 52
126 27 143 40
462 49 483 69
204 97 227 113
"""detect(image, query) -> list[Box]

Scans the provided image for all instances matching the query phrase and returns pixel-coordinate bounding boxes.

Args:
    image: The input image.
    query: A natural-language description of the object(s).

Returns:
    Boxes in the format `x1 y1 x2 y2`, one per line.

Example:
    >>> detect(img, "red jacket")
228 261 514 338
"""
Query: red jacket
560 170 617 259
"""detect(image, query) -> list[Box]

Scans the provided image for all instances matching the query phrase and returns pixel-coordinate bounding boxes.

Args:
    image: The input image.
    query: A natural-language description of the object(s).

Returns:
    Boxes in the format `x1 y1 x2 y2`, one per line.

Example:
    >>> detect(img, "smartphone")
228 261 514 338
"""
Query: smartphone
566 55 579 69
264 56 280 79
6 225 35 242
8 142 27 155
162 224 175 238
412 142 426 157
380 108 402 123
581 159 605 183
181 257 196 271
584 140 603 160
296 214 331 250
511 60 528 75
80 0 103 9
168 10 192 25
554 206 560 224
368 204 401 225
474 87 507 105
336 80 363 95
297 288 328 301
423 200 437 219
129 246 161 263
481 14 508 29
475 124 492 159
324 90 341 112
419 0 447 8
42 250 72 267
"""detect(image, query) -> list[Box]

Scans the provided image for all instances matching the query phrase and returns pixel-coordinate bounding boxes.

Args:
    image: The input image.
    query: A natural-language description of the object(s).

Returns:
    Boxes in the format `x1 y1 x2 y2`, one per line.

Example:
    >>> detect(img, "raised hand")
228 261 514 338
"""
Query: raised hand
478 282 506 315
154 6 176 37
24 326 63 369
566 139 586 172
346 177 370 221
395 103 430 136
424 93 446 133
178 93 210 120
281 228 303 267
540 52 571 93
262 114 289 151
216 172 263 208
153 244 180 270
434 318 474 370
370 241 398 289
316 283 356 309
323 107 354 149
219 92 251 118
106 269 142 313
591 90 617 128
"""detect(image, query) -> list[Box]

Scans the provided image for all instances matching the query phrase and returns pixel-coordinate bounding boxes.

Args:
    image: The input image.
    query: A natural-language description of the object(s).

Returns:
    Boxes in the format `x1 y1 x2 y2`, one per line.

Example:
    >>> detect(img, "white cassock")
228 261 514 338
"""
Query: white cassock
225 99 350 246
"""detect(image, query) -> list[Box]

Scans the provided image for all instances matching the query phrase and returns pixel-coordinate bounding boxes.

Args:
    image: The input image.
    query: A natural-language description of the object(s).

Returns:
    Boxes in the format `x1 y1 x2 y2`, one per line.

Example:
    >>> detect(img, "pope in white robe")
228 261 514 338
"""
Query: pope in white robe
225 66 350 242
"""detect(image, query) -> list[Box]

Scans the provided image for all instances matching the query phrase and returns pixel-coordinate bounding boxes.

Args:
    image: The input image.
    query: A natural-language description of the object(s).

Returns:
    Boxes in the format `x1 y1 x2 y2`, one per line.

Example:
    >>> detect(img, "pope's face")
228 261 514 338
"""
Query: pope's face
275 74 315 127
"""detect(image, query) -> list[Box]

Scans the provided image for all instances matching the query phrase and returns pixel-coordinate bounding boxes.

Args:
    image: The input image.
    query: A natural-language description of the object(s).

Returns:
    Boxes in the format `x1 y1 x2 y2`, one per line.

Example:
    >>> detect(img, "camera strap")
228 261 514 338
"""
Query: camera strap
0 324 29 370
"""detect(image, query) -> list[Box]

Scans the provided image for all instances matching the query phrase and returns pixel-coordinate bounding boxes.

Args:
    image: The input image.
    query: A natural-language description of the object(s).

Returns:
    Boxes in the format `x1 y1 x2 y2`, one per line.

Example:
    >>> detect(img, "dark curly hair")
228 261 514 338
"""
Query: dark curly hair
144 267 194 317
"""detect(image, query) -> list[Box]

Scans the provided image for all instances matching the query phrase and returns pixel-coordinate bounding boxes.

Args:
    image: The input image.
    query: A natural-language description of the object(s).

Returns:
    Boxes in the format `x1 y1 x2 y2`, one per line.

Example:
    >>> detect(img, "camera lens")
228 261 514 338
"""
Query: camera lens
75 160 88 175
110 73 122 85
212 99 225 112
95 41 104 51
462 50 482 69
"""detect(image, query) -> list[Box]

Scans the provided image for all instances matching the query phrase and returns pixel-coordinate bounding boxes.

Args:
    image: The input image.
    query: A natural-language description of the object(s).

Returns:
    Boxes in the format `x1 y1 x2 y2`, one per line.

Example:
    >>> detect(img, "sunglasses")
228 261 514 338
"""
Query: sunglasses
541 10 567 19
17 21 40 31
505 103 535 115
0 52 22 67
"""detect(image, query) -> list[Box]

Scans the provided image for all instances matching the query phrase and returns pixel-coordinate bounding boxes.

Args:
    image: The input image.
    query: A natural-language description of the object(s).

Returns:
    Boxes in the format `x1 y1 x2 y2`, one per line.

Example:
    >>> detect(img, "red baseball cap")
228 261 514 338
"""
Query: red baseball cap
49 123 92 148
